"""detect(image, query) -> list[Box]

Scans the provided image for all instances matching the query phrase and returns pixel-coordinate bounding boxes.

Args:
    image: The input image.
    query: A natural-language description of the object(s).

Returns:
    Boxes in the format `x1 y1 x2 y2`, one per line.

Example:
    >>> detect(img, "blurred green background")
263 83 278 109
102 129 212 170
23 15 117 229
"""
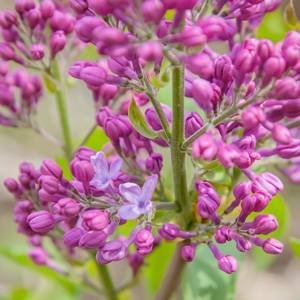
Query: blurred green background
0 1 300 300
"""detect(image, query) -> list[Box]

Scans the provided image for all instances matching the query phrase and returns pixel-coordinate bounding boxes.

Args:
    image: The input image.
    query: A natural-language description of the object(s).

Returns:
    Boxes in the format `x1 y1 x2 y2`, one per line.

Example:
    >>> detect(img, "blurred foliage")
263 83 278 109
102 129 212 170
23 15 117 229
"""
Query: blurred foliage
284 0 300 30
290 237 300 261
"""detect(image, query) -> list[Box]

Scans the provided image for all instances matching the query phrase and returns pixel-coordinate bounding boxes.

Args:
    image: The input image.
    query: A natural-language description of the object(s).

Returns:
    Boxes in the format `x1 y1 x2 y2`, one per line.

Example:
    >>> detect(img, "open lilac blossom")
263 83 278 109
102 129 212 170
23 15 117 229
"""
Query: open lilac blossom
118 175 158 220
90 151 123 190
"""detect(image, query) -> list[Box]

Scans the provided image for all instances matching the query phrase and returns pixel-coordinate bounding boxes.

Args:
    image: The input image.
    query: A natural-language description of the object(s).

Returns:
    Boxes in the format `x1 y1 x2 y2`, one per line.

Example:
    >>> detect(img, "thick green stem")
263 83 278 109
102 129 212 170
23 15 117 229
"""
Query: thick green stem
52 59 73 161
170 63 191 227
97 264 119 300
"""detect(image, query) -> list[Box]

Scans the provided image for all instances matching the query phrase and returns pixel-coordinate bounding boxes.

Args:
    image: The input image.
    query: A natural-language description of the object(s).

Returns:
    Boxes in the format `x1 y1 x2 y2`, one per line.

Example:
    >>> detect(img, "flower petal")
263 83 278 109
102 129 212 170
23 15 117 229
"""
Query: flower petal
119 183 142 204
109 158 123 178
142 174 158 202
91 152 108 176
118 204 141 220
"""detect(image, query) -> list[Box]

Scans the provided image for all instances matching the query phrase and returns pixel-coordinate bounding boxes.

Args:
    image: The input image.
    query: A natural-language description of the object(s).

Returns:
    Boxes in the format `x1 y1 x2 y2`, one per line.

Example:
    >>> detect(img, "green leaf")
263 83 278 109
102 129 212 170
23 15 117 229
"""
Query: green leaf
151 210 177 225
251 194 290 270
284 0 299 30
290 237 300 260
128 97 160 140
56 157 73 181
257 8 290 43
11 288 31 300
182 243 242 300
42 72 57 93
83 127 109 151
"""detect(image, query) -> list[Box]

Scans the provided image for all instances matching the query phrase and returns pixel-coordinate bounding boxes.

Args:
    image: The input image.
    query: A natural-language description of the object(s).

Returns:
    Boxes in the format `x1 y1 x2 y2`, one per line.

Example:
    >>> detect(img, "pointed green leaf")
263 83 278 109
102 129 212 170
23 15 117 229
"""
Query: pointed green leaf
284 0 299 29
129 98 160 140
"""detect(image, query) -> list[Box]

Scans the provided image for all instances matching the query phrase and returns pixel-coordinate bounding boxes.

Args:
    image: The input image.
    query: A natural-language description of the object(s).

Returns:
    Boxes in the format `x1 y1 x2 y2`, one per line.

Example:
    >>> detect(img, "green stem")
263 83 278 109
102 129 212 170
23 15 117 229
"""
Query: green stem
96 264 119 300
153 202 179 210
170 63 191 228
52 59 73 161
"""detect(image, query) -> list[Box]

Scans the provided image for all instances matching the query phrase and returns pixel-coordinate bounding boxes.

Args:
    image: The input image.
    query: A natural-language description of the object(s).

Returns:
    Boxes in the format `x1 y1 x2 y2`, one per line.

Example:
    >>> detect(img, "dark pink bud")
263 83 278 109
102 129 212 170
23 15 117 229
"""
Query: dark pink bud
242 106 266 129
145 153 163 174
215 226 234 244
257 39 274 62
75 16 105 43
63 227 85 248
50 11 76 34
192 79 214 112
247 214 278 235
27 211 57 234
30 44 45 61
75 146 96 161
50 30 66 58
275 77 299 99
218 255 238 274
192 133 218 160
40 159 63 180
79 230 107 249
271 124 292 145
70 0 88 14
181 245 196 262
277 139 300 159
145 104 172 131
185 111 204 138
158 223 180 241
0 61 9 76
87 0 114 16
99 84 118 105
138 42 162 62
183 53 213 80
27 8 41 29
262 238 283 254
53 198 81 217
0 10 18 28
252 172 284 197
28 247 48 265
141 1 165 23
262 54 286 86
284 99 300 118
81 210 109 231
282 31 300 67
0 42 15 60
127 252 144 276
214 54 233 83
39 175 60 194
69 60 97 79
238 194 257 223
103 117 122 140
70 159 94 183
4 178 20 193
80 66 107 87
135 229 154 255
233 234 252 252
15 0 35 14
173 27 207 48
40 0 55 19
96 106 114 127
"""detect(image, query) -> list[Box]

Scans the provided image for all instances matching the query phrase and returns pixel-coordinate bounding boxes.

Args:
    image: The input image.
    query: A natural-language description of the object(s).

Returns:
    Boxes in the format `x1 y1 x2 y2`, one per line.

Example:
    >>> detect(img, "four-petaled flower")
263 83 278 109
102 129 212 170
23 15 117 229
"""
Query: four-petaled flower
90 152 123 190
118 174 158 220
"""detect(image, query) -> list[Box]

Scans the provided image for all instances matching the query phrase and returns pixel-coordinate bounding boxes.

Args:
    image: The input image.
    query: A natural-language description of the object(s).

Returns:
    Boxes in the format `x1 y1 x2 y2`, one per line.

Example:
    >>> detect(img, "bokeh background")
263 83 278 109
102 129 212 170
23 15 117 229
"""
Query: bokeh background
0 1 300 300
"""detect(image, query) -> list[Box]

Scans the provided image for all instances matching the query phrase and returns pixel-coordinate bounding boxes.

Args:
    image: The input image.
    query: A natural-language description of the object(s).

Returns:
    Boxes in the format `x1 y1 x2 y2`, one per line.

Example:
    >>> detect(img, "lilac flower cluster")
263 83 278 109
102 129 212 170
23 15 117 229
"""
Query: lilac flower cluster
2 0 298 294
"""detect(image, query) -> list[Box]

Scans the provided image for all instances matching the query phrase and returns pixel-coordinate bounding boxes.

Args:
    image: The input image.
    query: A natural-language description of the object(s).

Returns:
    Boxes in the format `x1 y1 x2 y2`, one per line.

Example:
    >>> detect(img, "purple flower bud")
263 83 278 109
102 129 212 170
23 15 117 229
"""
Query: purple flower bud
257 39 274 62
4 178 20 193
88 0 114 16
238 194 257 223
0 10 18 28
233 234 252 252
40 0 55 19
30 44 45 61
271 124 292 145
135 229 154 255
28 247 48 265
40 159 63 180
218 255 238 274
262 54 286 85
53 198 81 217
138 42 162 63
69 61 97 79
107 56 137 80
181 244 196 262
63 227 85 248
127 252 144 276
0 61 9 76
38 189 63 203
103 117 122 140
75 16 105 43
242 214 278 235
158 223 180 241
145 104 172 131
50 31 66 58
75 146 96 161
99 84 118 105
15 0 35 14
262 238 283 254
145 153 163 174
70 0 88 14
96 240 127 264
27 8 41 29
252 172 284 197
197 192 220 219
95 106 114 127
39 175 60 194
275 77 299 99
215 226 234 244
79 230 107 249
0 42 15 61
192 79 214 112
70 159 94 183
141 1 165 23
192 133 218 160
50 11 76 34
277 139 300 159
173 27 207 48
185 111 204 138
183 53 213 80
80 66 107 88
81 210 109 231
282 31 300 67
27 211 60 234
242 106 266 129
284 99 300 118
214 54 234 83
